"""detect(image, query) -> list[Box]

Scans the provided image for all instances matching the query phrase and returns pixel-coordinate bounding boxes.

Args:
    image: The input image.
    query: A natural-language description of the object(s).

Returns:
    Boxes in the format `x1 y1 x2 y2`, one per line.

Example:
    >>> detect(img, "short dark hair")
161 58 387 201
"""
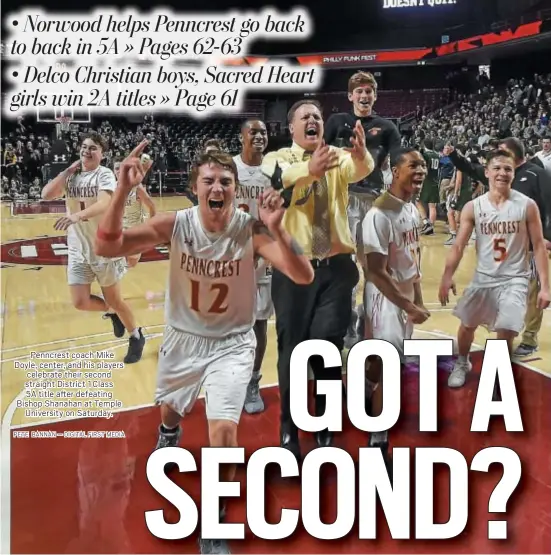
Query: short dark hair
390 147 419 168
486 149 515 165
287 99 322 124
189 151 238 187
82 132 108 152
241 119 265 133
499 137 524 162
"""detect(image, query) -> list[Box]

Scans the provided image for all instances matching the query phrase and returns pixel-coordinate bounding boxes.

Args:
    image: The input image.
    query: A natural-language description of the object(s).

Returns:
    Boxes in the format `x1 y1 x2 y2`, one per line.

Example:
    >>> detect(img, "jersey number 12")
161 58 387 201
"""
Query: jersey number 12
190 280 229 314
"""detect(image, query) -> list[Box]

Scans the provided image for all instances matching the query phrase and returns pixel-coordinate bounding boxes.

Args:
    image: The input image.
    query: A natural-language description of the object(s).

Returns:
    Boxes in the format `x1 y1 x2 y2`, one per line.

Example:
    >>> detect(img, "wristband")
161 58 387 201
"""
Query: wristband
97 227 122 241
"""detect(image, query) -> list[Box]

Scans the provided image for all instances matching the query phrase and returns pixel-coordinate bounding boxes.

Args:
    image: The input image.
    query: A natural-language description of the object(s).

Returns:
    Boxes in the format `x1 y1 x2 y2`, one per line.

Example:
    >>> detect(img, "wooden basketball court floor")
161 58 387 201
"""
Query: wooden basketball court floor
1 196 550 554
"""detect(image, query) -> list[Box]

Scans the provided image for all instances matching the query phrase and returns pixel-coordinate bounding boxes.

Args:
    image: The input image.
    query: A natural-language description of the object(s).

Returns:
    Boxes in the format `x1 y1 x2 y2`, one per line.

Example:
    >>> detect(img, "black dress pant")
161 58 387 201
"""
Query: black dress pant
271 253 359 439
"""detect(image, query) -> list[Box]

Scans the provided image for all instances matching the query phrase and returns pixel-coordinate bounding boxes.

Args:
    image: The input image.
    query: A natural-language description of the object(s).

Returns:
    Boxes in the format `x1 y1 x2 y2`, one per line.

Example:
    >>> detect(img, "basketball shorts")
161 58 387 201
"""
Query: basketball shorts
419 180 440 204
453 281 529 334
256 281 273 321
363 281 414 360
348 193 374 258
67 248 127 288
155 325 256 423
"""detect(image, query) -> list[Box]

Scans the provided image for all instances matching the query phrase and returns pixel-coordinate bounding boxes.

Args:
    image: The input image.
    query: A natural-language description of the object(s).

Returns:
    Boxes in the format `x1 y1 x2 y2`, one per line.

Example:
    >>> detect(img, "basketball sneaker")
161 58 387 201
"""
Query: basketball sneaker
103 312 125 338
124 328 145 363
244 373 264 414
448 358 472 388
154 424 182 472
199 507 231 554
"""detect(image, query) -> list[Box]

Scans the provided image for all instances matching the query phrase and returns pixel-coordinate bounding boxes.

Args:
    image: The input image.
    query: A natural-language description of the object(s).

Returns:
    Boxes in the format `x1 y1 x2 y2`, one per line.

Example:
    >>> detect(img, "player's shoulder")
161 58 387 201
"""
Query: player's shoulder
97 165 115 177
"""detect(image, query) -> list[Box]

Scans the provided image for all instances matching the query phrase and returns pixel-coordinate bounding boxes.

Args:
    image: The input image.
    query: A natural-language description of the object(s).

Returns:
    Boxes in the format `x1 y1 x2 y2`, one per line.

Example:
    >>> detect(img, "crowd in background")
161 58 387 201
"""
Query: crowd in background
2 72 550 202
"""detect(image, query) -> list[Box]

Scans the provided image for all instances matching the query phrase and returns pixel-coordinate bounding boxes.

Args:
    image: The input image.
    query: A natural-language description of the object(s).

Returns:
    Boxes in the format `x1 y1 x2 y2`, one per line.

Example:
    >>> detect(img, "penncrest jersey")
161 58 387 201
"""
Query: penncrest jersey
65 165 117 257
233 154 272 284
123 185 144 228
165 206 258 337
363 193 423 291
472 190 531 287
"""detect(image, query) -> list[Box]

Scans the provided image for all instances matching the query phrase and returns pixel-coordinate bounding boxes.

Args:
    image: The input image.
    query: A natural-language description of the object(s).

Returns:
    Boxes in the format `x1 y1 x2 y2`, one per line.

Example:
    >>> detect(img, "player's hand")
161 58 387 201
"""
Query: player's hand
259 187 285 230
537 288 550 310
64 160 82 176
118 140 149 191
308 140 339 179
343 120 367 161
408 304 431 325
54 213 83 230
439 277 457 306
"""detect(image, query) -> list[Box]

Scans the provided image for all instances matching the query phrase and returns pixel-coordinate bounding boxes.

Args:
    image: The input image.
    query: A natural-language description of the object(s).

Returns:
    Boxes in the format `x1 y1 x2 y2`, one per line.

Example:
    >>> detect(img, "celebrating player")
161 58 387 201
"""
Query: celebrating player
439 149 550 392
41 133 145 364
234 119 271 414
362 147 430 468
94 141 314 554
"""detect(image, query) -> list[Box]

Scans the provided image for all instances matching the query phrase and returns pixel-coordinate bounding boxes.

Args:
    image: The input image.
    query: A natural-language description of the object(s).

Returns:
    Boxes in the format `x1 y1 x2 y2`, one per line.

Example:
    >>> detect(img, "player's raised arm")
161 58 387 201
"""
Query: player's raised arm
41 159 81 200
252 188 314 285
95 140 174 258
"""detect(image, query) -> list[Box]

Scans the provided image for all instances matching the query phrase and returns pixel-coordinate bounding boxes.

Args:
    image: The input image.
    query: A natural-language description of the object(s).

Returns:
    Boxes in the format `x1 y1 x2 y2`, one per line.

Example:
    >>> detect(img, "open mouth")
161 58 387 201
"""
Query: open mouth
208 199 224 210
252 140 265 148
305 127 318 139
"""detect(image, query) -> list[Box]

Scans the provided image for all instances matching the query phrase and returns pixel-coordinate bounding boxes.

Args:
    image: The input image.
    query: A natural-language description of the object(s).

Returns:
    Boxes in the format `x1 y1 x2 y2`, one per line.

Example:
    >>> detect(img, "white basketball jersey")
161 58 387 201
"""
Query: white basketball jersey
472 190 531 287
166 206 257 338
123 186 144 228
362 195 422 293
65 165 117 256
233 154 272 284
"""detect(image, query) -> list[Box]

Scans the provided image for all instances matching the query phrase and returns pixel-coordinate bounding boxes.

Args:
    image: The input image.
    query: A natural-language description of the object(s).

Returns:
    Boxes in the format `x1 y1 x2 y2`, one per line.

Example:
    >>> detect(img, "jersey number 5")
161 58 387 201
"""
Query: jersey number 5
190 280 228 314
493 238 507 262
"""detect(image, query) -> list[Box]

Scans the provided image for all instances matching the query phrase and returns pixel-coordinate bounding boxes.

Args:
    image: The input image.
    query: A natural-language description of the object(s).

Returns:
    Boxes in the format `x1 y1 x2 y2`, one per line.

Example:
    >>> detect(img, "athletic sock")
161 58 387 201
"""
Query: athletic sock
130 328 140 339
160 424 179 435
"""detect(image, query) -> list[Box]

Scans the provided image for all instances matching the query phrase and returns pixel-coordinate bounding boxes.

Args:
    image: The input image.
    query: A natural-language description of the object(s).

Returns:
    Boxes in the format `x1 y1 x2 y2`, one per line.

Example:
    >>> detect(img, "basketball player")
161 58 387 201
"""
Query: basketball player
95 142 313 554
439 149 550 390
362 147 431 467
234 119 271 414
325 71 401 347
417 139 440 234
113 155 156 268
41 133 145 364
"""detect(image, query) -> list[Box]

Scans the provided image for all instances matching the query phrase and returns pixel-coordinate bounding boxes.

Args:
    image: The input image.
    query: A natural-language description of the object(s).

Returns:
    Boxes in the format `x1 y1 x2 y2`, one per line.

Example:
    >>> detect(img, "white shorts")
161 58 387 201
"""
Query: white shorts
155 326 256 423
67 248 127 288
348 193 374 257
363 281 413 359
453 282 529 334
256 282 273 321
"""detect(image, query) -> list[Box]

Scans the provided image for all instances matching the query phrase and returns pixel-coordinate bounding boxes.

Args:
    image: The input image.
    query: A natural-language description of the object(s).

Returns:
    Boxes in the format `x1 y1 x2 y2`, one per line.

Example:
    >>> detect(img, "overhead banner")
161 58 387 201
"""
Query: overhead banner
225 20 542 67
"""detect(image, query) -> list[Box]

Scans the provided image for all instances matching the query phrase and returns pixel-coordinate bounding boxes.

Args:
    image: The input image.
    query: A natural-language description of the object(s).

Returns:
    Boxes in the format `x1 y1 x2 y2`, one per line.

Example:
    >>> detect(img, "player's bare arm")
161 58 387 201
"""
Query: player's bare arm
54 190 113 231
439 201 475 305
526 199 551 309
41 160 81 200
253 188 314 285
367 252 429 324
96 212 176 258
94 139 173 258
413 281 426 311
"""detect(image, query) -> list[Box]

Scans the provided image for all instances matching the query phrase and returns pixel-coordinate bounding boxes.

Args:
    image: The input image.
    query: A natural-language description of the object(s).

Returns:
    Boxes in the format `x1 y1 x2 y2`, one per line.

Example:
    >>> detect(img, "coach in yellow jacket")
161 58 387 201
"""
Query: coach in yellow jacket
262 99 374 459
